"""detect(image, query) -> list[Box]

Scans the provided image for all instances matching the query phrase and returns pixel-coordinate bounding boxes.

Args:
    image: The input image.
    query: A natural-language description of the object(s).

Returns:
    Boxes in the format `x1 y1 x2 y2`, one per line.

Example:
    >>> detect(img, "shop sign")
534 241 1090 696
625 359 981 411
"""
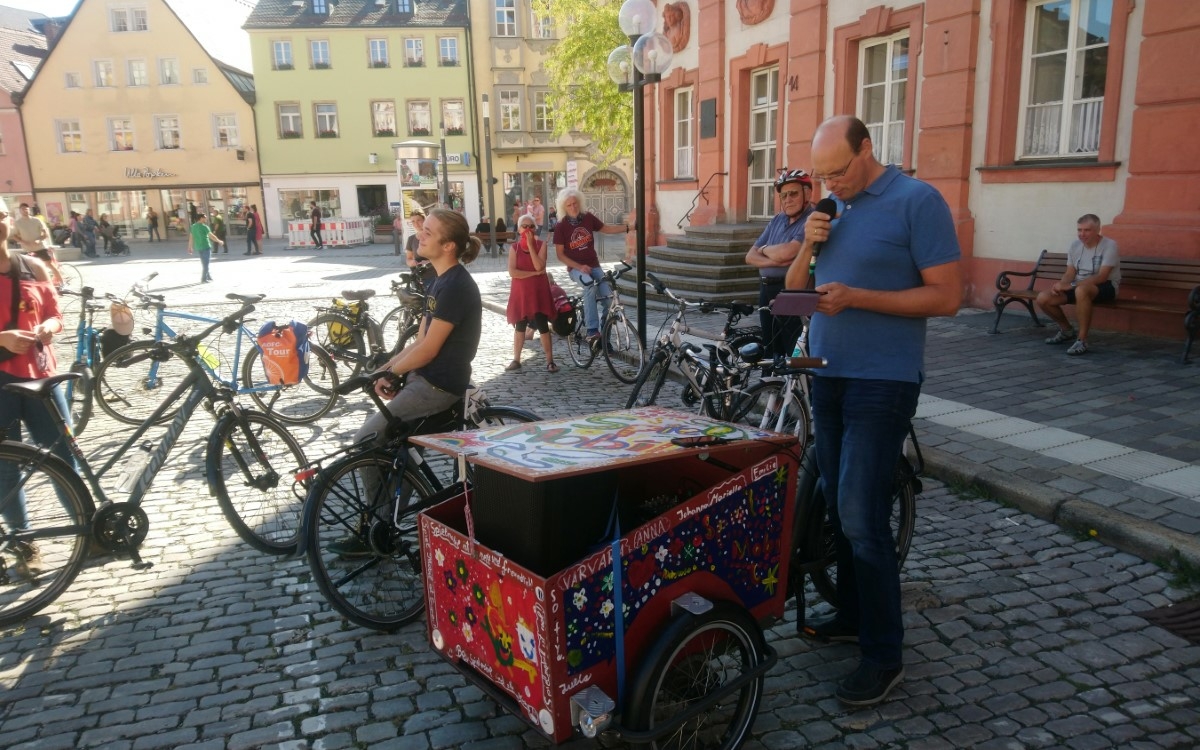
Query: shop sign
126 167 178 179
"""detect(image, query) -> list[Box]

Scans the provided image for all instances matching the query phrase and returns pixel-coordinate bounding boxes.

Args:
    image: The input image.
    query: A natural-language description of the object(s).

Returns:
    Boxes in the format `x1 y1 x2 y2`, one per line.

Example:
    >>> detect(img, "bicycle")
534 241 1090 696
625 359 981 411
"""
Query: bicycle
625 272 764 418
560 261 646 383
0 297 310 625
56 272 157 435
297 371 541 632
307 269 429 380
94 289 339 426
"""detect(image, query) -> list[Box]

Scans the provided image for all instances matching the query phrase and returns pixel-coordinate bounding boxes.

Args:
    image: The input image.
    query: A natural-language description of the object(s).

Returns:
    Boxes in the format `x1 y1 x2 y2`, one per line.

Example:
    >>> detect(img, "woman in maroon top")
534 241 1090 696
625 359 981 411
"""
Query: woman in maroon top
505 213 558 372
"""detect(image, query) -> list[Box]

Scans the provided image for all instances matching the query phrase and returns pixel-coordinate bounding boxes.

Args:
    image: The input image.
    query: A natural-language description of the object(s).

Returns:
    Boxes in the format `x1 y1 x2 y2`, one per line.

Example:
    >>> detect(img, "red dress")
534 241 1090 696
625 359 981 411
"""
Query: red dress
506 237 556 325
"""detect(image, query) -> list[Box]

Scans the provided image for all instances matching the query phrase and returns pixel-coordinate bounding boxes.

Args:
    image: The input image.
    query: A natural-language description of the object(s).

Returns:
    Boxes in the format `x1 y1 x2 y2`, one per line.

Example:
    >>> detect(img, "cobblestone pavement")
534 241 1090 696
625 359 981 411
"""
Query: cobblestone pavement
2 240 1199 749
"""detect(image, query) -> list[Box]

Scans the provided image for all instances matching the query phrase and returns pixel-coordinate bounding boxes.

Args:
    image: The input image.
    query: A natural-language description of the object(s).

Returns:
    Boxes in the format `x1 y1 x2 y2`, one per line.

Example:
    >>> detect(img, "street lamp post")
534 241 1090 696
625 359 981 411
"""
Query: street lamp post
439 121 450 208
481 95 497 254
608 0 673 349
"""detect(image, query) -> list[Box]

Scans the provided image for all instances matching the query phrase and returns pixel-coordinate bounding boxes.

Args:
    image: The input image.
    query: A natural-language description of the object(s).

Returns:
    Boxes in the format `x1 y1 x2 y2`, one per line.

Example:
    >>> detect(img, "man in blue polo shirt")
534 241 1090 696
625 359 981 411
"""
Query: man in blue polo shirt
745 169 815 356
785 115 962 706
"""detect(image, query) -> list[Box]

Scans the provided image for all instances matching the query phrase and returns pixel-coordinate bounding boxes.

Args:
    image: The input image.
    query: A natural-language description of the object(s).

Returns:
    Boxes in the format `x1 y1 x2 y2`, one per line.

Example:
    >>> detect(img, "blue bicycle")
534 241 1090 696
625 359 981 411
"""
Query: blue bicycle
93 289 339 425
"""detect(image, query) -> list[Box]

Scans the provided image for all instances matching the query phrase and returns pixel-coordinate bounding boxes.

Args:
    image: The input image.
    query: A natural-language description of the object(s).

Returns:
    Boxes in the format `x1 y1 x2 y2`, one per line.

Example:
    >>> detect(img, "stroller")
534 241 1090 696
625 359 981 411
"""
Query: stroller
104 225 131 256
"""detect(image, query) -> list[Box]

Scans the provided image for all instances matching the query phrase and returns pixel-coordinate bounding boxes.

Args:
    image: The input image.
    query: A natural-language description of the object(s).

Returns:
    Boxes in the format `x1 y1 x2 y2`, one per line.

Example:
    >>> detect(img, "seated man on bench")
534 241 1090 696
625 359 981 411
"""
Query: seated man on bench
1036 213 1121 356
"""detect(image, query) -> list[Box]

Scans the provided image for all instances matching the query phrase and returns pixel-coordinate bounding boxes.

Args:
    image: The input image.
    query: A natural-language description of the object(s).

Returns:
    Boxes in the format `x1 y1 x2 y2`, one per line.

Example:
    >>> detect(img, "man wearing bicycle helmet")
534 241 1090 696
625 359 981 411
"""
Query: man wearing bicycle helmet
745 169 815 356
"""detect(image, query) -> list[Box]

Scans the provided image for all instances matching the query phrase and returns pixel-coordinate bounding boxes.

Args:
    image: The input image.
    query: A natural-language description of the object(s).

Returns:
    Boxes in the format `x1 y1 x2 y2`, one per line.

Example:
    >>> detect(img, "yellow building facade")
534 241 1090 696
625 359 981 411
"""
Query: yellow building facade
17 0 261 238
469 0 631 233
245 0 474 236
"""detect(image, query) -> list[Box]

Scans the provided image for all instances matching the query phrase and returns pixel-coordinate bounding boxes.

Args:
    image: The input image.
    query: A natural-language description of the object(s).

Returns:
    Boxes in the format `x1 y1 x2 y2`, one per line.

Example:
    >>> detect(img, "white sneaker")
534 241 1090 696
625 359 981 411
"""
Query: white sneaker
1045 328 1075 344
1066 340 1090 356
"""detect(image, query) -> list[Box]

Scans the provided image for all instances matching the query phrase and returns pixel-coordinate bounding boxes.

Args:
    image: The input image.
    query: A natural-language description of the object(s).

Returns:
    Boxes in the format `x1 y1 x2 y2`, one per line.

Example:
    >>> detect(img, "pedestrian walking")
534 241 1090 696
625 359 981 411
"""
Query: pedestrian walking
189 213 223 283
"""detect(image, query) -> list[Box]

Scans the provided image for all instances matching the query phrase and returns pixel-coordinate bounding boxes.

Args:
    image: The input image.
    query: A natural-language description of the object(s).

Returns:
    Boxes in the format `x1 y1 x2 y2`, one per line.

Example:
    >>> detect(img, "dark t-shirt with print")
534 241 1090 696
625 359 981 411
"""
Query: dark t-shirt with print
414 263 481 396
552 212 605 268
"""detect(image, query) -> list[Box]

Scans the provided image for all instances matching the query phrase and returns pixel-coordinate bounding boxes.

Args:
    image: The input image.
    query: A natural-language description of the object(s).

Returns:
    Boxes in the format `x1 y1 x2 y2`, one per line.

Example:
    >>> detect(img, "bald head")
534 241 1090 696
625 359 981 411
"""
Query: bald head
810 115 881 199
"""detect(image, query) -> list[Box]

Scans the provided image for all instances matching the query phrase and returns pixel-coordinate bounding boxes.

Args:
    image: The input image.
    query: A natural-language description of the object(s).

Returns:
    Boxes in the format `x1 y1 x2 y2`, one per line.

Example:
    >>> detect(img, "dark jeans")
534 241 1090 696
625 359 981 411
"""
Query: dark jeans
0 373 75 532
246 233 259 254
311 226 323 247
758 278 806 357
148 224 161 241
811 376 920 670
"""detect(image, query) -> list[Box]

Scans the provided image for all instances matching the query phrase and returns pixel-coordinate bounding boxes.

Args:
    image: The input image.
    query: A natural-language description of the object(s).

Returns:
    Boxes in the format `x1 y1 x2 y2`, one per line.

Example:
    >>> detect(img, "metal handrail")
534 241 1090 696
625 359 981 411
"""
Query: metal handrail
677 171 728 229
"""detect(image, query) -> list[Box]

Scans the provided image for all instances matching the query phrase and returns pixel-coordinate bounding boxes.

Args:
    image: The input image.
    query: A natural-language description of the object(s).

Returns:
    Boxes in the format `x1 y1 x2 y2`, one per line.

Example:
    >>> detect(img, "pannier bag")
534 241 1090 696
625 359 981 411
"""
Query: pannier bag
327 299 361 347
100 328 131 358
257 320 311 385
549 282 576 337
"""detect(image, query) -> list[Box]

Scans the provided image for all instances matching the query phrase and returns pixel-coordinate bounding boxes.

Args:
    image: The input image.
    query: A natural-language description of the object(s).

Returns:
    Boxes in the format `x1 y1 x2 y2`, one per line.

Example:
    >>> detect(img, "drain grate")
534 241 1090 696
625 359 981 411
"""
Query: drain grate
1140 599 1200 644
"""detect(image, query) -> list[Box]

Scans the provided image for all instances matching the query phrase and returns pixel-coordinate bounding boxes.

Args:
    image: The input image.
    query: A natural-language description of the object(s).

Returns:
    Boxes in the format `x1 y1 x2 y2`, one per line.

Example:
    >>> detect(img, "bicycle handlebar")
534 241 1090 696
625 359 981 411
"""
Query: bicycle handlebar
578 260 634 287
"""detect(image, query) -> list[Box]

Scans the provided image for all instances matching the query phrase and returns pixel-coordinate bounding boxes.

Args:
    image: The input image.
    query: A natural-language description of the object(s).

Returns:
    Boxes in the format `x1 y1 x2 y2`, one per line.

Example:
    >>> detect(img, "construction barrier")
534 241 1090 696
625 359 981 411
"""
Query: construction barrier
287 217 374 249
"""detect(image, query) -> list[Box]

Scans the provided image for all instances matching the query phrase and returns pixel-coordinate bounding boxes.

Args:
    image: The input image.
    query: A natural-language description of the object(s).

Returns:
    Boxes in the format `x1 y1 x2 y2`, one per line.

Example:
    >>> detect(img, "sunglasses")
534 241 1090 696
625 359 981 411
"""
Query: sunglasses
520 224 536 229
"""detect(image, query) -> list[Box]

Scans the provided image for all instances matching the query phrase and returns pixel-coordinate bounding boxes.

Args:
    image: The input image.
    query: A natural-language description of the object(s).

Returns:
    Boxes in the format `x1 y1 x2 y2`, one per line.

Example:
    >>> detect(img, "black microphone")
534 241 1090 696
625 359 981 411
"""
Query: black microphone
811 197 839 259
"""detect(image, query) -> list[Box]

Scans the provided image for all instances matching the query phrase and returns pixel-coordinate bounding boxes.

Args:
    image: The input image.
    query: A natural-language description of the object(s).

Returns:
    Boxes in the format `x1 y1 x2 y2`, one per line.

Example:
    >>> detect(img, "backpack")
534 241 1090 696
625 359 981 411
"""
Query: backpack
257 320 310 385
548 282 576 337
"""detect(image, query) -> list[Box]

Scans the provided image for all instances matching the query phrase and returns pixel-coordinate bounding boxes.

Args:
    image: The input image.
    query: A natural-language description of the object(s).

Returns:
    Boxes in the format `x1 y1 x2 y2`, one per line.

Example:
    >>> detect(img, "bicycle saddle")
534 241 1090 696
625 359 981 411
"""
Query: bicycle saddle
341 289 377 301
1 372 82 397
226 293 266 304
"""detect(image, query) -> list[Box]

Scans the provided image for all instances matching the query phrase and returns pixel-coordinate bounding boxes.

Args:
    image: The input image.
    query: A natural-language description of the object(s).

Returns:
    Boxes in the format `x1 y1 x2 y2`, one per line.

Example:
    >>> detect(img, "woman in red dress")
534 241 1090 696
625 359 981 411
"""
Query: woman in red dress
505 214 558 372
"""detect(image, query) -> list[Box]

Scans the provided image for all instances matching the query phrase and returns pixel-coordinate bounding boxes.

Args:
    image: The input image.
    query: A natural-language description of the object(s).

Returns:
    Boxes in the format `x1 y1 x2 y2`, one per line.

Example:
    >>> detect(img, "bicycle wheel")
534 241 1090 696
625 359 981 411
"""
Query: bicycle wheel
378 305 420 354
601 313 645 384
308 312 367 380
624 602 767 750
94 340 190 426
565 314 598 369
0 442 93 627
626 348 671 408
242 343 339 424
207 410 309 556
305 451 438 631
66 362 94 436
731 379 811 445
809 457 918 607
474 405 541 427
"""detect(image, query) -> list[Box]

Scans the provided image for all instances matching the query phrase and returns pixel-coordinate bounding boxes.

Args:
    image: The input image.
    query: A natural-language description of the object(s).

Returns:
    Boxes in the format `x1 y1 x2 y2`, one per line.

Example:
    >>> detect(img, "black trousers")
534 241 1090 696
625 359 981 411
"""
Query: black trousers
758 278 806 358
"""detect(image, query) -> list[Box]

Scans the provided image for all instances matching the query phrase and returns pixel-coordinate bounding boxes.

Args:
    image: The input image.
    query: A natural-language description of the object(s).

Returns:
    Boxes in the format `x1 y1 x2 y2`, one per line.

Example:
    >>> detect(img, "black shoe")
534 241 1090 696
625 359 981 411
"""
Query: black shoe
836 663 904 706
800 615 859 643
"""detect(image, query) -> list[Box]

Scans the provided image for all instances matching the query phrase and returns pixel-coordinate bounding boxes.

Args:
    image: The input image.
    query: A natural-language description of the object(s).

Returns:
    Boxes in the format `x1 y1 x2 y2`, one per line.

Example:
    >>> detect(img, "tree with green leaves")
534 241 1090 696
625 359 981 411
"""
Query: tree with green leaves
534 0 633 166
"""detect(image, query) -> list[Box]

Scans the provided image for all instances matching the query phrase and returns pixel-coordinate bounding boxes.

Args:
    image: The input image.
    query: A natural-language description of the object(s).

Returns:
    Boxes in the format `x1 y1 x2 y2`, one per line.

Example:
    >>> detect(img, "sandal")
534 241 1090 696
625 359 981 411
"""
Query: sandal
546 362 559 373
505 360 522 371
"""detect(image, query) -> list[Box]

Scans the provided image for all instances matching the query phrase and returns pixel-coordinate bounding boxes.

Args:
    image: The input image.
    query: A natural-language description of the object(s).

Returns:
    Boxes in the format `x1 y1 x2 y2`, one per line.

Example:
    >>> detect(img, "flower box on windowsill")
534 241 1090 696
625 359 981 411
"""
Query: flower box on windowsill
318 130 339 139
410 128 430 136
280 131 302 139
445 128 464 136
439 58 459 67
405 60 425 67
160 144 180 150
374 128 396 137
274 63 294 71
313 62 332 70
370 60 390 69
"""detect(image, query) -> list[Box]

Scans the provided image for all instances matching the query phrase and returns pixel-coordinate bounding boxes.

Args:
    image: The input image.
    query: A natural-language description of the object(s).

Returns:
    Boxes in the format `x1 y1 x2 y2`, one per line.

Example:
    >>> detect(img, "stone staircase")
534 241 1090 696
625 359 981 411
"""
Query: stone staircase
615 223 764 311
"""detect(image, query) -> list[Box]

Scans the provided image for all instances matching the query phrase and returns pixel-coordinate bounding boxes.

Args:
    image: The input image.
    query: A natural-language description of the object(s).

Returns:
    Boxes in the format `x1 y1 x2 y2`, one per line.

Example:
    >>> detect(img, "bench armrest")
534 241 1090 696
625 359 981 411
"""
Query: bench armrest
995 250 1053 294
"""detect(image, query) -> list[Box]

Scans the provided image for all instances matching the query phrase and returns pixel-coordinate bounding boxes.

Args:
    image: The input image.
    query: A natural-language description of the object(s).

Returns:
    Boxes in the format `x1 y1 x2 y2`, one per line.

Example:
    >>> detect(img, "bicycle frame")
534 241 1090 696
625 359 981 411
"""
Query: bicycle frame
144 306 276 398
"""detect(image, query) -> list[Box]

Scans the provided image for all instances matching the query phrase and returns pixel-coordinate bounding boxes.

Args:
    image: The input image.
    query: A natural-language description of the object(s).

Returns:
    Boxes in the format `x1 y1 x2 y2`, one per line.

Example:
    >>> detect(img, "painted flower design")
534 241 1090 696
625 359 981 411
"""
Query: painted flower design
573 589 588 610
443 570 457 591
435 549 445 567
456 559 469 582
462 623 473 642
600 599 614 618
655 545 668 562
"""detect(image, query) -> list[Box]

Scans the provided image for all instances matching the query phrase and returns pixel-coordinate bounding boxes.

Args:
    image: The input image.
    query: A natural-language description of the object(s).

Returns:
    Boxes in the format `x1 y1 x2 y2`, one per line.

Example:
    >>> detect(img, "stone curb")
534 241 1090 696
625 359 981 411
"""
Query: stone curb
920 444 1200 570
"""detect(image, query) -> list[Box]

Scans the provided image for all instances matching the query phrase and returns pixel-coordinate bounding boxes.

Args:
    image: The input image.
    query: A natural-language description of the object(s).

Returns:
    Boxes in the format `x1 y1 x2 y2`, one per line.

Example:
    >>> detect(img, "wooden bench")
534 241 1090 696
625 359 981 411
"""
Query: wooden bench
471 231 517 246
991 250 1200 364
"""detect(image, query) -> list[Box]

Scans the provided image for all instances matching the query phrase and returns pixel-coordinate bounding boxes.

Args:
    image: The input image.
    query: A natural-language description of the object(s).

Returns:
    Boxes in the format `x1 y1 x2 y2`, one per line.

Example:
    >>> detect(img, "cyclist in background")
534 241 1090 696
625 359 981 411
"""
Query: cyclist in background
552 188 628 344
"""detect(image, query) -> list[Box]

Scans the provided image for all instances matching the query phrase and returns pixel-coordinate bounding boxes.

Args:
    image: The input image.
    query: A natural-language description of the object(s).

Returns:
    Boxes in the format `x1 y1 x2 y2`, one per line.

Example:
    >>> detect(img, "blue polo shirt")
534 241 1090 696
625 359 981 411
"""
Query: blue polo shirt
809 166 961 383
755 207 813 281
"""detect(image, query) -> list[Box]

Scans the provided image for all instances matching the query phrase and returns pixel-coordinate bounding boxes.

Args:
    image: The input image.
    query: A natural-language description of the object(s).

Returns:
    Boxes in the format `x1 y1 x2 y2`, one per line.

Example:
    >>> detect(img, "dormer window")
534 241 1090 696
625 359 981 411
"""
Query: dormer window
396 0 413 12
312 0 330 13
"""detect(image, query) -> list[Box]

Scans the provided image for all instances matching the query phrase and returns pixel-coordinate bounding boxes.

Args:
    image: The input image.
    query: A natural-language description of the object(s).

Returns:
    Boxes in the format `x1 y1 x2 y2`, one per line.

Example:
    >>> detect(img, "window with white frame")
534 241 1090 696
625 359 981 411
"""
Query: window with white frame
498 89 521 130
315 103 339 137
65 71 81 88
372 100 397 136
405 38 424 66
747 67 779 219
369 38 389 67
57 120 82 152
214 114 239 147
156 116 180 149
159 58 180 84
397 0 412 12
531 7 554 38
278 103 302 137
94 60 114 87
495 0 516 36
193 68 208 84
858 32 908 167
533 91 553 132
1019 0 1109 157
674 87 694 178
273 40 294 70
312 0 330 13
111 8 130 31
127 59 147 86
311 39 330 68
132 7 148 30
443 100 465 135
438 37 458 66
407 100 431 135
109 117 135 151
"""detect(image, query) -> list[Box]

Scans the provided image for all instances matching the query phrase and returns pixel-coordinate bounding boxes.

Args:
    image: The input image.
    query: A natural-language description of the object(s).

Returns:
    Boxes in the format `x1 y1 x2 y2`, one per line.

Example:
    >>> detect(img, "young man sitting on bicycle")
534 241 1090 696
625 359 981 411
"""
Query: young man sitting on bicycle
552 188 628 343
